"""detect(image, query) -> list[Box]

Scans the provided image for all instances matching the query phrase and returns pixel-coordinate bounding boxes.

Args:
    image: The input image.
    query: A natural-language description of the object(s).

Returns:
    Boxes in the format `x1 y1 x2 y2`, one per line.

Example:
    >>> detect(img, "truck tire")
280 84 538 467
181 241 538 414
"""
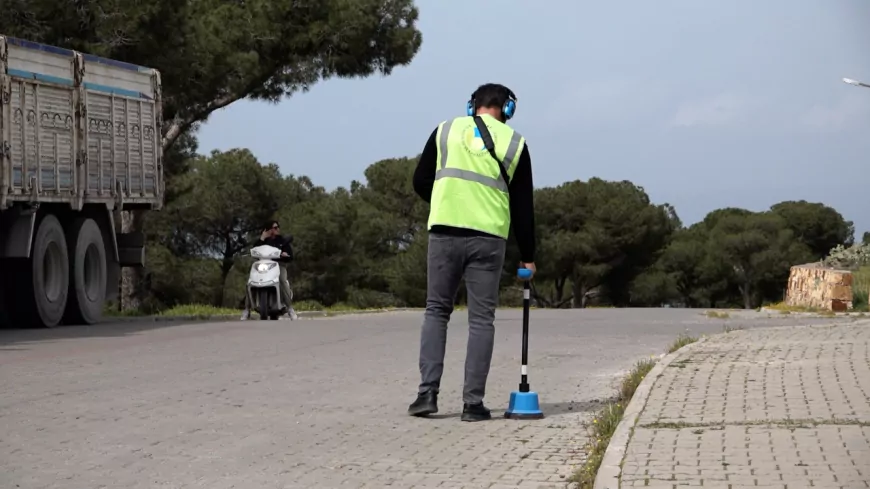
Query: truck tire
14 214 70 327
0 261 9 327
64 218 107 325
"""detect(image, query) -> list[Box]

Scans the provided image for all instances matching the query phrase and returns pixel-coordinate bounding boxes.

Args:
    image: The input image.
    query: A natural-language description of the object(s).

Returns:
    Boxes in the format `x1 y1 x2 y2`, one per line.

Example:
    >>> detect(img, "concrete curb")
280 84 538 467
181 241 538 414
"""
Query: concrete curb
592 336 710 489
103 307 418 324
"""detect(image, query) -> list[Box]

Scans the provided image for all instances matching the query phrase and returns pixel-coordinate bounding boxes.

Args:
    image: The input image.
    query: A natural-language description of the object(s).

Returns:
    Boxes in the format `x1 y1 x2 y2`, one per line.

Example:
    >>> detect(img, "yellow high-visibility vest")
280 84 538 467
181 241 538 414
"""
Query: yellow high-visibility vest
427 114 525 239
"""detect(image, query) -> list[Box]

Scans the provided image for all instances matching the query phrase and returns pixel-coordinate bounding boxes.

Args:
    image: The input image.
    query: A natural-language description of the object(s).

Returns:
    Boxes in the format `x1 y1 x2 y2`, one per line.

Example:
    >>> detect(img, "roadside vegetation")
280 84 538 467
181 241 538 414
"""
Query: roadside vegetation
569 359 656 489
103 300 405 319
667 333 699 354
570 333 699 488
705 310 730 319
852 266 870 312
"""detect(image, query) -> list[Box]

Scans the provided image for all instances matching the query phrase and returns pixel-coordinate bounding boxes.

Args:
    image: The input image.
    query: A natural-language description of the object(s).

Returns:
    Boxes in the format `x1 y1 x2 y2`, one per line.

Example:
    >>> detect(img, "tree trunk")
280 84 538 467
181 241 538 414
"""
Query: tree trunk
554 277 566 304
571 279 587 309
741 282 752 309
529 282 548 307
217 256 235 307
120 210 147 311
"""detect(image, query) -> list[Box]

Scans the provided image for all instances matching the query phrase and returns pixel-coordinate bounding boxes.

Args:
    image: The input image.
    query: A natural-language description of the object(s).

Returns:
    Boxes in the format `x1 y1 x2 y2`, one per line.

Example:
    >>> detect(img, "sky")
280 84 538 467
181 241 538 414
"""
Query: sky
198 0 870 237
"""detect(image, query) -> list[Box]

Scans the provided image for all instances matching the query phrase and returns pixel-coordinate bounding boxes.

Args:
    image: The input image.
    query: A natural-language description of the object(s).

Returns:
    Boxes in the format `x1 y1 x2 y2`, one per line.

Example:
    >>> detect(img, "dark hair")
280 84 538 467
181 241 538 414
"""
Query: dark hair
470 83 517 112
263 220 279 232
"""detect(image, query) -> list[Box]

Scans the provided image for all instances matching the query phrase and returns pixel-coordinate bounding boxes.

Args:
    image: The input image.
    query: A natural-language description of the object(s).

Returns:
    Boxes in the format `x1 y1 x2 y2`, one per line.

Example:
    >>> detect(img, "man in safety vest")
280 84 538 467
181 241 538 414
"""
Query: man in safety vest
408 83 537 422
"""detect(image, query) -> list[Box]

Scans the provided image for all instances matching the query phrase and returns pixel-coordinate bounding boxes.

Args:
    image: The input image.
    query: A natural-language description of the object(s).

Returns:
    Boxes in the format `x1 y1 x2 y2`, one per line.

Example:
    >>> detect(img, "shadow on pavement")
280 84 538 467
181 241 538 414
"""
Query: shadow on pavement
428 412 464 420
0 317 233 348
411 401 601 420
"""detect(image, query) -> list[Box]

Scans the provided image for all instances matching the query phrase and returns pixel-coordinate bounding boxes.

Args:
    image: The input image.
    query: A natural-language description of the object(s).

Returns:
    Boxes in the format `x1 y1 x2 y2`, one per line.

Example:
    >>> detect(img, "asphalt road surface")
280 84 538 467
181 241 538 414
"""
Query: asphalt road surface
0 309 847 488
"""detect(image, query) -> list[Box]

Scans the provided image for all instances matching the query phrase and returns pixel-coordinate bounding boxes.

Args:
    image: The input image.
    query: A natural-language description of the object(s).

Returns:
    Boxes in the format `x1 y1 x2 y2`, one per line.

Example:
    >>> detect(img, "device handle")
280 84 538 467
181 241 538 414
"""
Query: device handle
517 268 533 280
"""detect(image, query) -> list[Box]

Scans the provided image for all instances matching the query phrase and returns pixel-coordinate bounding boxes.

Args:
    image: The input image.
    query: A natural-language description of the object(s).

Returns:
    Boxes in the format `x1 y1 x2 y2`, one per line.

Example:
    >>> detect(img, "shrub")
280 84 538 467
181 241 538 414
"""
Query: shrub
823 243 870 269
852 267 870 312
293 300 325 312
345 287 401 309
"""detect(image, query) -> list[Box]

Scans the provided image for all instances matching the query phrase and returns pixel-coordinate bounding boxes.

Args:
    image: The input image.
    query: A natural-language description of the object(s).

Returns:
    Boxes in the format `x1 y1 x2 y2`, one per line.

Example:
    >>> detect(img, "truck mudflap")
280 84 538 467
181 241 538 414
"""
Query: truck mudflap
116 230 145 267
0 205 35 258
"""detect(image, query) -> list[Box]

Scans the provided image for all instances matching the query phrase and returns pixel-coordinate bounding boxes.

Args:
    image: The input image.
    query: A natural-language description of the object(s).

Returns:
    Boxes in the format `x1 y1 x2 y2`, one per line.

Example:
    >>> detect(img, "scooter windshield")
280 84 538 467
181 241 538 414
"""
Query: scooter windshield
250 245 282 259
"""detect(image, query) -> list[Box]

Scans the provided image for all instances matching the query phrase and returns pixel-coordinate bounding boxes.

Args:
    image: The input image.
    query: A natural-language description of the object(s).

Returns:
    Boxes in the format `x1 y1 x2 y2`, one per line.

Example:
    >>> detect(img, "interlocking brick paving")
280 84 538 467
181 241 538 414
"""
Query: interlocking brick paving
622 322 870 489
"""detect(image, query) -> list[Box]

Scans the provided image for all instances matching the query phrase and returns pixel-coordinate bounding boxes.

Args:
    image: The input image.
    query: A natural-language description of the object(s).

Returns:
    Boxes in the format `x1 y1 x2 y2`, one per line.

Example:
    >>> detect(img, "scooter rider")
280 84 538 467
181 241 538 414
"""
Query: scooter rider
241 220 298 320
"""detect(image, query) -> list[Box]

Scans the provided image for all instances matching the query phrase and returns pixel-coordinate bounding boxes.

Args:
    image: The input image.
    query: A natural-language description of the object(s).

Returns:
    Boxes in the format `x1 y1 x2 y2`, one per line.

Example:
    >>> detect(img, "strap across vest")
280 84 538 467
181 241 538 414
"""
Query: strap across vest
434 117 523 193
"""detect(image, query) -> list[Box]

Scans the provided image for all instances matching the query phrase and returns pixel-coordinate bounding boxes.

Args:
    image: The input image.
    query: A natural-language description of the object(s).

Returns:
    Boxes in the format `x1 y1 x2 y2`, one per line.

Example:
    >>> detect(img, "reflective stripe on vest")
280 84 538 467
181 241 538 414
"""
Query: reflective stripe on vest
435 119 524 193
427 115 526 238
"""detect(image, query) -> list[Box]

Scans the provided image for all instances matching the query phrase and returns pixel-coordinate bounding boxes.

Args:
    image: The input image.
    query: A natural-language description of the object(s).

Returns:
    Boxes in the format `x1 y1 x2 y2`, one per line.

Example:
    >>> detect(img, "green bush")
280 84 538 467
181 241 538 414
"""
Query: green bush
345 287 400 309
498 286 525 307
158 304 239 317
328 301 356 311
853 289 868 311
824 243 870 269
293 300 325 312
853 267 870 312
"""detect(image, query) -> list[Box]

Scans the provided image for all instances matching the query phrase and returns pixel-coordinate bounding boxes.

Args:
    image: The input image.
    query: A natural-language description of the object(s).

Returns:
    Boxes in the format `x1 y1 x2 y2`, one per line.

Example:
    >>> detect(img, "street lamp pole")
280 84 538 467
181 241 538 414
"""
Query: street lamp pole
843 77 870 89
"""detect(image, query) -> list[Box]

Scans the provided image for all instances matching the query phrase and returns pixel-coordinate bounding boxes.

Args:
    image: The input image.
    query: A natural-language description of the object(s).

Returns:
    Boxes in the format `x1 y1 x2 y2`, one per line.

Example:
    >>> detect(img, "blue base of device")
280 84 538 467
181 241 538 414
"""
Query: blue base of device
504 391 544 419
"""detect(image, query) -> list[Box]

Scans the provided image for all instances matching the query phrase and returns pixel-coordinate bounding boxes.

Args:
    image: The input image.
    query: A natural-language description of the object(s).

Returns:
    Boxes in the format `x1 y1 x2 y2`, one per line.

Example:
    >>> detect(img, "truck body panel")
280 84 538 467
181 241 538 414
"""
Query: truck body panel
0 36 163 211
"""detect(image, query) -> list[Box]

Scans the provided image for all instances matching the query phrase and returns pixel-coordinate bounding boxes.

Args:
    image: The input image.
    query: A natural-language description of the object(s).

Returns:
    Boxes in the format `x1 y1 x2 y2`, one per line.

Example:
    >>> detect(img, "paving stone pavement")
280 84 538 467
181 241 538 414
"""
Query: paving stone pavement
0 309 850 488
620 321 870 489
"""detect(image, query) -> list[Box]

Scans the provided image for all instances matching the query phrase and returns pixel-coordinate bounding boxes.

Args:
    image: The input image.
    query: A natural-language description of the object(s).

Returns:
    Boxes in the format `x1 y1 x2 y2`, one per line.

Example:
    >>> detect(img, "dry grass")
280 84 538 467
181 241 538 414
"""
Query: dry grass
705 310 730 319
103 303 239 318
765 301 820 313
569 358 656 488
157 304 240 317
852 267 870 312
667 333 699 354
570 333 700 488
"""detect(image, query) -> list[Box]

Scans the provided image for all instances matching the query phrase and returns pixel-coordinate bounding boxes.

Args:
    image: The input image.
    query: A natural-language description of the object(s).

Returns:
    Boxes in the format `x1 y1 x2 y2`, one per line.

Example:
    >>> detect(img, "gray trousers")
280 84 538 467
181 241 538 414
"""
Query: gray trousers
418 232 507 404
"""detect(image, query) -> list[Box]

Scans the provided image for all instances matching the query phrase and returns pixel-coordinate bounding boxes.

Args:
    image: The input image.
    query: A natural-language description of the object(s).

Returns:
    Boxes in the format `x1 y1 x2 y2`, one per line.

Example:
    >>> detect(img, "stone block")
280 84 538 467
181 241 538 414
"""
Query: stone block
784 263 854 310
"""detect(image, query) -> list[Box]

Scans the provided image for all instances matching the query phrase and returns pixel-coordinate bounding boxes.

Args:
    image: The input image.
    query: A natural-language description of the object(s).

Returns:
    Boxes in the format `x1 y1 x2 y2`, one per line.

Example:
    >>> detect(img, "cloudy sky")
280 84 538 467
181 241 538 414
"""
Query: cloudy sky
198 0 870 236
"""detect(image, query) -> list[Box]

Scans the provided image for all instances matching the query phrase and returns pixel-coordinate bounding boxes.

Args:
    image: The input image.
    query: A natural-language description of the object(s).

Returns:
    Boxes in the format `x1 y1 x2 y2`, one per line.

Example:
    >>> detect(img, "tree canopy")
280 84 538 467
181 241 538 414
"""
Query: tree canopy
2 0 423 150
130 147 858 313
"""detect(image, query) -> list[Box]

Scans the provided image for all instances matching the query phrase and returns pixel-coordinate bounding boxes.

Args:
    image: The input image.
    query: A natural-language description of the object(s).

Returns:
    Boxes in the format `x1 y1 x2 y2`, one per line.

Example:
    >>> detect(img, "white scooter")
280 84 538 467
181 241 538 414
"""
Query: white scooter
246 244 291 320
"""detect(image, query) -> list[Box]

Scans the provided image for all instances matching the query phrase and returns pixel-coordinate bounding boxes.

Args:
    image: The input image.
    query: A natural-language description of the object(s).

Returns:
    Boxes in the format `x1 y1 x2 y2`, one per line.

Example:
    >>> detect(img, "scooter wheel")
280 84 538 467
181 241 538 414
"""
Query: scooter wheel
257 289 270 320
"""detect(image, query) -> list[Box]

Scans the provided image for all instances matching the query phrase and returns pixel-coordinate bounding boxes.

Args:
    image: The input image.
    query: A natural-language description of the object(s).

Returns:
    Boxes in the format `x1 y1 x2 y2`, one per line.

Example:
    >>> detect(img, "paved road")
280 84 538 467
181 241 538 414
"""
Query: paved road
619 321 870 489
0 309 848 488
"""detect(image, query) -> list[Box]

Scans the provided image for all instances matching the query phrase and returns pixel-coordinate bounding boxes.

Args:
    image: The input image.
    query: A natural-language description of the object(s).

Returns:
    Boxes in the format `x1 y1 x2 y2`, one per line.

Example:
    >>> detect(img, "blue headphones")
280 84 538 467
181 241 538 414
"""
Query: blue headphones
466 89 518 121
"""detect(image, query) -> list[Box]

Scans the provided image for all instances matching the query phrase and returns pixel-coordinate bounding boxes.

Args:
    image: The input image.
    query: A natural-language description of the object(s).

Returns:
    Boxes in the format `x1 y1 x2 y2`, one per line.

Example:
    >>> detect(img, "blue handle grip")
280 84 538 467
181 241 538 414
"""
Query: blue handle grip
517 268 533 280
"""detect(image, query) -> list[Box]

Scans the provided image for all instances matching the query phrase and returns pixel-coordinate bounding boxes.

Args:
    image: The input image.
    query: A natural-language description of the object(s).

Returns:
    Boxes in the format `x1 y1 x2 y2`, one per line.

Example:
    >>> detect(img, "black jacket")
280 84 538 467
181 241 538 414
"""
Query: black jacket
253 235 294 263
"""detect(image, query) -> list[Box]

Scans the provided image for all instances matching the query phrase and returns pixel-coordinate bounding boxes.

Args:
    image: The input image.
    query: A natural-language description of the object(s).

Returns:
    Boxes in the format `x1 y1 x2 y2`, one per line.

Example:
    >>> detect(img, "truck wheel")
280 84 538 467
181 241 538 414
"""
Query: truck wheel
19 215 70 327
0 260 9 327
64 218 107 325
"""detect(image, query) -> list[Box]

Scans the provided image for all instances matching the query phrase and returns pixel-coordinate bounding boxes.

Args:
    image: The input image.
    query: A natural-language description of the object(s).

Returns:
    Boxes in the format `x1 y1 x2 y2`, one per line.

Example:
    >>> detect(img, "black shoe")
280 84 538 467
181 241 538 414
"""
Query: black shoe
461 402 492 422
408 391 438 417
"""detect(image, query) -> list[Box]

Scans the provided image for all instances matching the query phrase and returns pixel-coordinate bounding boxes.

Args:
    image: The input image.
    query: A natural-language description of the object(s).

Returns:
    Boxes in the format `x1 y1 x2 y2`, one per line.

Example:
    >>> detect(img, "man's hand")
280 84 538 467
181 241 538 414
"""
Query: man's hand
260 230 270 240
519 262 536 279
281 252 289 257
